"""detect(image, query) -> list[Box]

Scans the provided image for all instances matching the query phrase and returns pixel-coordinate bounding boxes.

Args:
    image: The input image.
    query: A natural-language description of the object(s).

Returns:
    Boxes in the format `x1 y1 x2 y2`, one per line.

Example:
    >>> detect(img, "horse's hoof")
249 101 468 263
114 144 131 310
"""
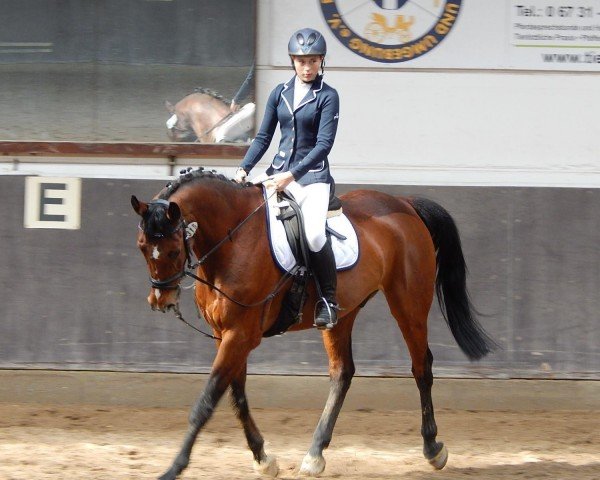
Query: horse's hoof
158 468 177 480
428 443 448 470
254 454 279 477
299 453 326 476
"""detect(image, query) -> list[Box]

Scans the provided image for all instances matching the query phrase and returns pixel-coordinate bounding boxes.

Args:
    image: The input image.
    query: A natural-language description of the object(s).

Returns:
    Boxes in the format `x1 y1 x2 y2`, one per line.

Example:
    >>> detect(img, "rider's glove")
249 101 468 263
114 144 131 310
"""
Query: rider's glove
234 167 248 183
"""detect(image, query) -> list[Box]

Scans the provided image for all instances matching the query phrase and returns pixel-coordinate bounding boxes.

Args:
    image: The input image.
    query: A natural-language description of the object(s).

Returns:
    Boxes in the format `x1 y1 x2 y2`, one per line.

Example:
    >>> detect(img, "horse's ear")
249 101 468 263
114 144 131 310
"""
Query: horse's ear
166 201 181 223
131 195 148 216
165 100 175 113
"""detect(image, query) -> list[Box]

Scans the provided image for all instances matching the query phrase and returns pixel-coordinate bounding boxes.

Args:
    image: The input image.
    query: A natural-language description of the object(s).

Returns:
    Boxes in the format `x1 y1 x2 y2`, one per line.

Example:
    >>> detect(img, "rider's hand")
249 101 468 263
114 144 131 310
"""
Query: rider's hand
230 100 241 113
234 167 247 183
271 172 294 192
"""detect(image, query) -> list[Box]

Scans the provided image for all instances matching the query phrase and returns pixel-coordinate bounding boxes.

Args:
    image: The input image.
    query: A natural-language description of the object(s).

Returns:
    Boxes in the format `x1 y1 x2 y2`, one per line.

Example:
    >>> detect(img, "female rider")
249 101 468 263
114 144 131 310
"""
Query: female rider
234 28 340 330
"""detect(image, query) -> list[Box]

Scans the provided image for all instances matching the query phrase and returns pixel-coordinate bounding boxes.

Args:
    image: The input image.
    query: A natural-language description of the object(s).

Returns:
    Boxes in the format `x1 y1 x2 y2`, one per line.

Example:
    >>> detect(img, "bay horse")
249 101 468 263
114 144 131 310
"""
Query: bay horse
165 88 254 143
131 168 494 480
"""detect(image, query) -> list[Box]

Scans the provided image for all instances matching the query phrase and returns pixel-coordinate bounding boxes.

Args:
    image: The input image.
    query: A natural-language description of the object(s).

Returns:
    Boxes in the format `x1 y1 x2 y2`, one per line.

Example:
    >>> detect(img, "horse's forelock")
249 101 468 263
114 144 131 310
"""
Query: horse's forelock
142 203 171 239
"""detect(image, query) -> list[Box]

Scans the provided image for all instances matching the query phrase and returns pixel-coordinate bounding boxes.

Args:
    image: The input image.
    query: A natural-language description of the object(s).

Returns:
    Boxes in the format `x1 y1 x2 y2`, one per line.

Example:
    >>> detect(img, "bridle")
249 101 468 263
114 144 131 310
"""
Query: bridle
140 202 189 290
140 193 296 339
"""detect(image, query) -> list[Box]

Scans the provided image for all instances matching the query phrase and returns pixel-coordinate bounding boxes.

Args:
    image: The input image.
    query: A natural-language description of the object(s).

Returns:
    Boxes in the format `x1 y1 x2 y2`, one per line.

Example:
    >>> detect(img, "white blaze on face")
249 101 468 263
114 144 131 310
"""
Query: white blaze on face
155 288 161 300
166 113 178 129
152 245 161 260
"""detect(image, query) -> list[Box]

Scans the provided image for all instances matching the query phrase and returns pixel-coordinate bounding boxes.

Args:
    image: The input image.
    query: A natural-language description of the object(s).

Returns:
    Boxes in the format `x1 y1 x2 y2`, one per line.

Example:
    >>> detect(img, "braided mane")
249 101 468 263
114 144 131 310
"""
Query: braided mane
158 167 247 201
193 87 231 104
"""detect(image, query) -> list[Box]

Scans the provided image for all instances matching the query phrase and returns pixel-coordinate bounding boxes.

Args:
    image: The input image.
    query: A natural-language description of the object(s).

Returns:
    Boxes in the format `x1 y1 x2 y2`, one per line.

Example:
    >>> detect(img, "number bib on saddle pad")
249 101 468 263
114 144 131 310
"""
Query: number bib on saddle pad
262 185 359 273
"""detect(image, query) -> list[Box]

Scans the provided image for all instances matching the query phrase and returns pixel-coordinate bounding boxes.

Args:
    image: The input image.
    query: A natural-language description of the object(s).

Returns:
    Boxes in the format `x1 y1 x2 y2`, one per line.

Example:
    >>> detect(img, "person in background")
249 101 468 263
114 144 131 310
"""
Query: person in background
230 61 255 112
234 28 341 330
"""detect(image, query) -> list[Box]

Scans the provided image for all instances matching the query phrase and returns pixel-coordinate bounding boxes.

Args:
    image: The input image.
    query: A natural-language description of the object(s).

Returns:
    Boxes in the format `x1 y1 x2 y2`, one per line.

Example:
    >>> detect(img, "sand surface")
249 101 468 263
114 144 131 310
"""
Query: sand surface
0 402 598 479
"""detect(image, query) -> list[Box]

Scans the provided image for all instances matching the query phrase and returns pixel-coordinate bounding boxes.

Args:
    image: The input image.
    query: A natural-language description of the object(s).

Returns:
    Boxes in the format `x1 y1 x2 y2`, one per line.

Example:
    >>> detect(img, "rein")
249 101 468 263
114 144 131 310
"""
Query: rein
147 188 293 340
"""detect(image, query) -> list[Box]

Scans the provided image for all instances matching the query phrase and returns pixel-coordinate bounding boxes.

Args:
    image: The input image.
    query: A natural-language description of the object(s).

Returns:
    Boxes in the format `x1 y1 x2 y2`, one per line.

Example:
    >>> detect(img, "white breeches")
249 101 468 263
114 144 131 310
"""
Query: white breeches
284 181 330 252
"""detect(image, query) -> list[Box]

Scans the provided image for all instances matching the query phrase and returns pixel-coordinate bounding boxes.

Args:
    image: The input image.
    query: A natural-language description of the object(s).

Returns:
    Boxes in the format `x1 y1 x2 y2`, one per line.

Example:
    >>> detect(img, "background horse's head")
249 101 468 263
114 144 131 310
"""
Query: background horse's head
131 196 188 312
165 100 197 142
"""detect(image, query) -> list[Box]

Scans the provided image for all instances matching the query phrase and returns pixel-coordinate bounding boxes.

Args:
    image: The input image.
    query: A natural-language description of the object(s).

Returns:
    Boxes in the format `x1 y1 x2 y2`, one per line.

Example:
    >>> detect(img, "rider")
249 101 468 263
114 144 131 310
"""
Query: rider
234 28 340 330
230 60 255 112
214 62 256 143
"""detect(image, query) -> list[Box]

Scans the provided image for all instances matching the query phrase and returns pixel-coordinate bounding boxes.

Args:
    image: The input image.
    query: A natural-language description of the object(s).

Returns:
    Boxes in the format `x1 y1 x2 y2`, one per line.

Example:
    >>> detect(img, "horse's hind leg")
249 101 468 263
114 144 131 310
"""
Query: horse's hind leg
299 308 359 476
230 365 279 477
414 346 448 469
384 292 448 470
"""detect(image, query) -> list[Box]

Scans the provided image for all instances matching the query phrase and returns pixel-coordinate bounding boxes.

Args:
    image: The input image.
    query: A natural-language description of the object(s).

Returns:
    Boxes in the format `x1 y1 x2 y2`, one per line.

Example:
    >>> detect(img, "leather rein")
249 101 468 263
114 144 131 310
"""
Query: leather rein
143 191 294 340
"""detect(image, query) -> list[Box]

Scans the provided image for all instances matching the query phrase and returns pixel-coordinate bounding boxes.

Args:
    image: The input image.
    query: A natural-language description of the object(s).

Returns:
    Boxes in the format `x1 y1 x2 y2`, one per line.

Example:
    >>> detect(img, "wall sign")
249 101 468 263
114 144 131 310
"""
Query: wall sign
24 177 81 229
509 0 600 69
320 0 462 63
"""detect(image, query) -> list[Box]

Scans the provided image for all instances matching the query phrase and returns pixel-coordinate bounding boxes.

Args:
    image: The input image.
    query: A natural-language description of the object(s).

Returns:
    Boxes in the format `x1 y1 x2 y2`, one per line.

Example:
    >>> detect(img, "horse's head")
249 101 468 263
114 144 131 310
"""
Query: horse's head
131 195 188 313
165 100 196 142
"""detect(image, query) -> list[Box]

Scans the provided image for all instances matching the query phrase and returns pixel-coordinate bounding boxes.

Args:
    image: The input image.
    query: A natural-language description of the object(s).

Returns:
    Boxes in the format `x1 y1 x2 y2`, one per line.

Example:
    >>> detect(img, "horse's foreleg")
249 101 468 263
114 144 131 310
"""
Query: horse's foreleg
158 333 251 480
300 309 358 477
230 365 279 477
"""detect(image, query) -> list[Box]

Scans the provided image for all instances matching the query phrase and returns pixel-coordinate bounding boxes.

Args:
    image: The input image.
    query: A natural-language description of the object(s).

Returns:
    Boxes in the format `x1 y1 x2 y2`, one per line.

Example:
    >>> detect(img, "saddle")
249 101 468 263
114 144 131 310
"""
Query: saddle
263 191 345 337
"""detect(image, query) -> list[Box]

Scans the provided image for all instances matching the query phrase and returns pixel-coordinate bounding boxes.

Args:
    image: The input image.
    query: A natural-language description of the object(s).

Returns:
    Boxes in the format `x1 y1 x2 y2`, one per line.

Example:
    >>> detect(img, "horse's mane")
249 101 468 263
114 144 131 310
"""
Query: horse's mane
141 168 244 238
158 167 247 201
192 87 231 104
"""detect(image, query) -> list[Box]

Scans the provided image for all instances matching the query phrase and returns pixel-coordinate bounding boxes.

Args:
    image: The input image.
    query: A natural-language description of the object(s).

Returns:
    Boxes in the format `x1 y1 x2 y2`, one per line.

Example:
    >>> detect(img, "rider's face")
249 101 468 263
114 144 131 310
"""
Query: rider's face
291 55 323 83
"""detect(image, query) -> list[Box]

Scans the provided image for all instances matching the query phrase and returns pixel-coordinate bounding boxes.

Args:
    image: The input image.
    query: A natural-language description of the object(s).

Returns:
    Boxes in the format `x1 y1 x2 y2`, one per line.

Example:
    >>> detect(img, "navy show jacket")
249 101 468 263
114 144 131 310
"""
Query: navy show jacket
241 75 340 186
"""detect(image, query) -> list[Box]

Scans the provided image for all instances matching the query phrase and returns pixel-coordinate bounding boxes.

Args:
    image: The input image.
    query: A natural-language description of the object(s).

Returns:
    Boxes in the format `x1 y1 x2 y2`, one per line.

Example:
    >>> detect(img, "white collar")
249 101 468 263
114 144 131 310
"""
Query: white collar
293 76 312 109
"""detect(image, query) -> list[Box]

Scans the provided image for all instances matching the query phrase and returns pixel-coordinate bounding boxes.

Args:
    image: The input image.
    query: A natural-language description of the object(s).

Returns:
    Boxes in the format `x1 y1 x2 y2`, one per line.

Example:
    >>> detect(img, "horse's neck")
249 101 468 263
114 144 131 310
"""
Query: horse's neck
178 184 262 258
207 101 229 126
190 97 229 141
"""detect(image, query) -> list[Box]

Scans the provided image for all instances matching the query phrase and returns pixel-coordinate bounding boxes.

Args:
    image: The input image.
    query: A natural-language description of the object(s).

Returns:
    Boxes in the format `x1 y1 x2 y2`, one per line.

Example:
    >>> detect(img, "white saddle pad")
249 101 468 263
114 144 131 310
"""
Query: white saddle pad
261 185 359 273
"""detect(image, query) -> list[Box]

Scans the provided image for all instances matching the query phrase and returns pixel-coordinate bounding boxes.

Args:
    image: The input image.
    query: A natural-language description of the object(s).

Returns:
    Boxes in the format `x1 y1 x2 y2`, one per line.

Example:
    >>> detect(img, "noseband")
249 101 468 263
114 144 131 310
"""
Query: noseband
147 225 189 290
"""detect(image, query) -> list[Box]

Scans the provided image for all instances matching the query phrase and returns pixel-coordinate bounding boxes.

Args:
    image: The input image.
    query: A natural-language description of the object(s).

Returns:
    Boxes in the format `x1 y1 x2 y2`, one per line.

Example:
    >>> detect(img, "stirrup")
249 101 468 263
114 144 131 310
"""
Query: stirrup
314 299 339 330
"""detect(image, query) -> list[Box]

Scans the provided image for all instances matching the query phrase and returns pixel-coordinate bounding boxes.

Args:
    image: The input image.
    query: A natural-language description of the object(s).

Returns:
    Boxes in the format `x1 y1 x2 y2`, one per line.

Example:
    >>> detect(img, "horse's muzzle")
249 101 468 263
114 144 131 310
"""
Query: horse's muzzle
148 287 180 313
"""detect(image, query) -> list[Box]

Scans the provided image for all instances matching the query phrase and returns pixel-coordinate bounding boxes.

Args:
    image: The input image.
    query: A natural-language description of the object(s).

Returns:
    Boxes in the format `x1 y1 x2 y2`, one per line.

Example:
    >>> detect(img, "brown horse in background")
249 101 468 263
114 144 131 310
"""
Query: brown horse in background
165 89 231 143
131 168 494 480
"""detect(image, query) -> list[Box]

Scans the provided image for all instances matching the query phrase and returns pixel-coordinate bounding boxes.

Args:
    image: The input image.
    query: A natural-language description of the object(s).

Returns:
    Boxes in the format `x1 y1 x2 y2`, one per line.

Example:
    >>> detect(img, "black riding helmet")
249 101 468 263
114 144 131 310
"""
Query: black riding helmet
288 28 327 56
288 28 327 74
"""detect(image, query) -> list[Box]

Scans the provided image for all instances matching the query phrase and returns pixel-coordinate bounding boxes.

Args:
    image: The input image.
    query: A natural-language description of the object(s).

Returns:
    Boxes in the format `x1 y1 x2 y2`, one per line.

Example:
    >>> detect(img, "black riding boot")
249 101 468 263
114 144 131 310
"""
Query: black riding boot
309 239 339 330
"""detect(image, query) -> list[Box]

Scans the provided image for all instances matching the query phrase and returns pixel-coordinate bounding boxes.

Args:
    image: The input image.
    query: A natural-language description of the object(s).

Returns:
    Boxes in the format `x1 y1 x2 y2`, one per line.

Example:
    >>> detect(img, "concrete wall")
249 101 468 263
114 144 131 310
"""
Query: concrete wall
0 0 255 66
1 176 597 379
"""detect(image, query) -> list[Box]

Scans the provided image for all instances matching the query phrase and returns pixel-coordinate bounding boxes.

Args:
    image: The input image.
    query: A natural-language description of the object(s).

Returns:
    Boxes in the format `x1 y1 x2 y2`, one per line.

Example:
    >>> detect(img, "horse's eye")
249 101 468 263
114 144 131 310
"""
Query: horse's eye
168 250 181 260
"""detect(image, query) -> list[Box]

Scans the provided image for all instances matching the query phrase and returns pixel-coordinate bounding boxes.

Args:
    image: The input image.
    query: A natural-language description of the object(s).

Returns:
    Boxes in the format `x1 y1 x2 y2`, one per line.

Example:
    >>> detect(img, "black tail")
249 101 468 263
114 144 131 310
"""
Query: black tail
409 197 496 361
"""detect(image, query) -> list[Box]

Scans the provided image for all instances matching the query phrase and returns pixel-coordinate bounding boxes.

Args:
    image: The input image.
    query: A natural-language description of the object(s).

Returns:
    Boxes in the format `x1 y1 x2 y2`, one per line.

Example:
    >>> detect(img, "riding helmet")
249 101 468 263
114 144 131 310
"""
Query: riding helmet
288 28 327 56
